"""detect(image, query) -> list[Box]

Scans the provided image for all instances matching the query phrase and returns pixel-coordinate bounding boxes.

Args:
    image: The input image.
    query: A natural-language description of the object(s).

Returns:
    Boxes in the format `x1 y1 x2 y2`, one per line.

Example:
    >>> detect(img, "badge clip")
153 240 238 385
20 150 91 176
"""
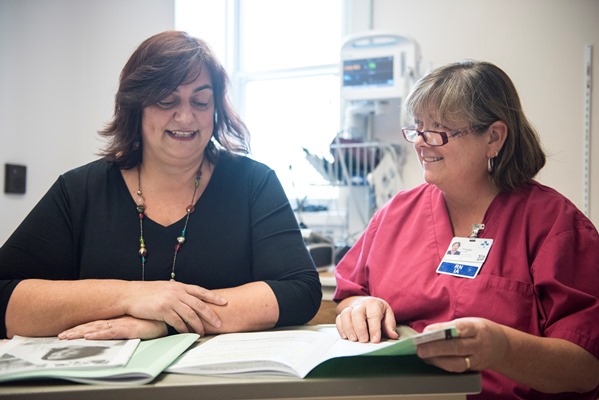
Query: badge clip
469 224 485 238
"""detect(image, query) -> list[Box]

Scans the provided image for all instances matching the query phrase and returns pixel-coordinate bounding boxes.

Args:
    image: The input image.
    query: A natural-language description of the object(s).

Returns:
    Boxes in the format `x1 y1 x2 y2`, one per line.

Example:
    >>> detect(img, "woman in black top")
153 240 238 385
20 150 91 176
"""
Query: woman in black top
0 31 321 340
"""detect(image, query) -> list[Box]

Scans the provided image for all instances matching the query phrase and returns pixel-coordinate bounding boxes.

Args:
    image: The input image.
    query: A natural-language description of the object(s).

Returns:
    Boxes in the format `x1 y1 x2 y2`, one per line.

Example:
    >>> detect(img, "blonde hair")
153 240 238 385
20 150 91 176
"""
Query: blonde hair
405 60 546 191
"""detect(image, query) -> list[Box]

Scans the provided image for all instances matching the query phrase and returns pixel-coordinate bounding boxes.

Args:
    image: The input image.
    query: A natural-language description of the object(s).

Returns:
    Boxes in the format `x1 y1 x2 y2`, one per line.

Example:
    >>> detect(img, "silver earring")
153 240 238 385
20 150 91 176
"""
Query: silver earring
487 150 499 173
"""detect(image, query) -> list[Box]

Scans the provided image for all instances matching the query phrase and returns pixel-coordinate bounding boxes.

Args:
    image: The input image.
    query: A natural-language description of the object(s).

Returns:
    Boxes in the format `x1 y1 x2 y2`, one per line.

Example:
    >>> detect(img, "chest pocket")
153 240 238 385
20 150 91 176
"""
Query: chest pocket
455 274 535 331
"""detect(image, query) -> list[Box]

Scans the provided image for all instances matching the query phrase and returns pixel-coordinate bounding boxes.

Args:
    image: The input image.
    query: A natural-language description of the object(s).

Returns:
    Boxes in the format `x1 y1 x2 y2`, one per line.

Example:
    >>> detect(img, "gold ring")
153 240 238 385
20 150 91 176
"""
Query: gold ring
464 356 471 370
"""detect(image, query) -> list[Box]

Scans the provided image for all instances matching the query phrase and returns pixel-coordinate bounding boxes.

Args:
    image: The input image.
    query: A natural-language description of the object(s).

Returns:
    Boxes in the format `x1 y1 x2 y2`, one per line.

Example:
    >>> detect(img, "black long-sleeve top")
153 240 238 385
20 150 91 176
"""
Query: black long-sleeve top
0 152 322 338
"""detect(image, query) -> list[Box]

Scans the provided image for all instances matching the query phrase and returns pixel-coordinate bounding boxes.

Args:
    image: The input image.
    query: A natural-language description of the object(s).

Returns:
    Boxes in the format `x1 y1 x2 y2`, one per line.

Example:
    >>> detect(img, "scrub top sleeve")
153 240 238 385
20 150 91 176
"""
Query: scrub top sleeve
532 216 599 359
333 207 385 302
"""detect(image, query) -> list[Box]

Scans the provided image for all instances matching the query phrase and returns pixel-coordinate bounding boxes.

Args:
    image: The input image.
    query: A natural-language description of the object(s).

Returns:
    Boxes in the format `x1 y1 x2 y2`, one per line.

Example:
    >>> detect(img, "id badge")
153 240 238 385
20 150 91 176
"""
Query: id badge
436 237 493 279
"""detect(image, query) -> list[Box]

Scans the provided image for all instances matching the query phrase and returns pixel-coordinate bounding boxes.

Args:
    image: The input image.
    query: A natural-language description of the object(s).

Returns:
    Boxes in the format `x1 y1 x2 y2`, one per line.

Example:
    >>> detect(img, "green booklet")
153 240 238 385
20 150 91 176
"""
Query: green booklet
167 326 457 378
0 333 199 385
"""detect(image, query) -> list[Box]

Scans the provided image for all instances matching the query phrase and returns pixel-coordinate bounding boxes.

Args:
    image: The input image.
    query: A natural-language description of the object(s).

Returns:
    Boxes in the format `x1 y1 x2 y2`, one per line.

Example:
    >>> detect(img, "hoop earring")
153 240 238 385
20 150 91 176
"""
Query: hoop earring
487 150 499 173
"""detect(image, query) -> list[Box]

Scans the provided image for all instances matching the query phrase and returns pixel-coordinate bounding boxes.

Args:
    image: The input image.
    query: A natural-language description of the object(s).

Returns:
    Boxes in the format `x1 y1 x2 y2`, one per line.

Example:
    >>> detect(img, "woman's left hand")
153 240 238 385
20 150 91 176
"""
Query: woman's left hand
58 316 168 340
415 317 509 372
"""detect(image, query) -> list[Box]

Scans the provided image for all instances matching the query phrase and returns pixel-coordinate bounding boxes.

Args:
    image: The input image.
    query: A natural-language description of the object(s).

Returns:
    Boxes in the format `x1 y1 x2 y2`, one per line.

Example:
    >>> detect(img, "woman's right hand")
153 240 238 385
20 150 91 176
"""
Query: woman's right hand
335 296 399 343
58 315 168 340
122 281 227 336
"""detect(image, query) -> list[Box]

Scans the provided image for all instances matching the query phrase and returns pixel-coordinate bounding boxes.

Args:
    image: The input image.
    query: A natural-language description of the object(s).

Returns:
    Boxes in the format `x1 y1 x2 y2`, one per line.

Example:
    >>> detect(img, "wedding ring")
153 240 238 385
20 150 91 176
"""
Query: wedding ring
464 356 471 370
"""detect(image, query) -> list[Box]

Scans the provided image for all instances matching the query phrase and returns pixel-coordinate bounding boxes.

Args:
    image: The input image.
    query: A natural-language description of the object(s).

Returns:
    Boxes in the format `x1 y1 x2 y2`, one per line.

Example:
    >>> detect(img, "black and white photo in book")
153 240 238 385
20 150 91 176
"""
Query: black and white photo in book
0 336 140 373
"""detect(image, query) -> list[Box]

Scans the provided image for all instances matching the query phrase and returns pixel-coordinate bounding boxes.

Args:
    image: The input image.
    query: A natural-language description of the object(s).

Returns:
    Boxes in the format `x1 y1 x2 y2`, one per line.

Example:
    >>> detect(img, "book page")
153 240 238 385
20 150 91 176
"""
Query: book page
0 336 139 373
167 326 458 378
168 330 338 377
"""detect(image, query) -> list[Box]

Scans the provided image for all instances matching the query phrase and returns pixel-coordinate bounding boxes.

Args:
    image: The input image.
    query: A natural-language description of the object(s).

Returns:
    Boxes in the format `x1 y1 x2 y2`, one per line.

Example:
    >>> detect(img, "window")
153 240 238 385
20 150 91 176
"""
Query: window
175 0 228 64
175 0 344 201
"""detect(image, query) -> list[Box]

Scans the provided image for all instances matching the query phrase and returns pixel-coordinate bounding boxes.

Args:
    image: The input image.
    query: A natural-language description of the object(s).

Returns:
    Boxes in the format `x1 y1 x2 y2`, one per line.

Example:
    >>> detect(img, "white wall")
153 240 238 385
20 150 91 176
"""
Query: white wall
0 0 174 244
1 0 598 245
369 0 599 226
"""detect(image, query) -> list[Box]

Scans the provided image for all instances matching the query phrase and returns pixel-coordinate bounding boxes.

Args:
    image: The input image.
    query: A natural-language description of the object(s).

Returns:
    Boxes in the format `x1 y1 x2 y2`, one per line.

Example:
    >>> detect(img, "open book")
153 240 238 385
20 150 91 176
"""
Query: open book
167 325 457 378
0 333 198 385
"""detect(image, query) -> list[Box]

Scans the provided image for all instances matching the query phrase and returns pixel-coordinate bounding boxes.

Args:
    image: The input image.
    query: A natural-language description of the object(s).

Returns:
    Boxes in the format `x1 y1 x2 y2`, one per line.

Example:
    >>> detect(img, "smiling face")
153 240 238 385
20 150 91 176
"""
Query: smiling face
141 67 214 168
412 114 491 193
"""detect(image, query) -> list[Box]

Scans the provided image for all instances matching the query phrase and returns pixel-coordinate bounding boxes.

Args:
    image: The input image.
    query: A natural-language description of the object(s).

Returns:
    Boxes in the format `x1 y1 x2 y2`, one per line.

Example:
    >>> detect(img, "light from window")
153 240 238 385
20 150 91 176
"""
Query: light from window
239 0 341 72
174 0 227 64
238 0 343 202
244 74 340 199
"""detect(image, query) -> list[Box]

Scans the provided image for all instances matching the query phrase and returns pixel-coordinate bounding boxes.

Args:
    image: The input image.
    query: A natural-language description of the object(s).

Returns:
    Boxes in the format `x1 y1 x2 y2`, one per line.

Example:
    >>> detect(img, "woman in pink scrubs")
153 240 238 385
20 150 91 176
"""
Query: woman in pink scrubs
334 60 599 399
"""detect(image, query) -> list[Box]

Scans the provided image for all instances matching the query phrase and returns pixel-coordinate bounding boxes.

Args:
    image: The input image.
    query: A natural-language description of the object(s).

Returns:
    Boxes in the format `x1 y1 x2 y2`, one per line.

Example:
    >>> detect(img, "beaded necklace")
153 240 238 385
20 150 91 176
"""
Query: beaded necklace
136 160 203 281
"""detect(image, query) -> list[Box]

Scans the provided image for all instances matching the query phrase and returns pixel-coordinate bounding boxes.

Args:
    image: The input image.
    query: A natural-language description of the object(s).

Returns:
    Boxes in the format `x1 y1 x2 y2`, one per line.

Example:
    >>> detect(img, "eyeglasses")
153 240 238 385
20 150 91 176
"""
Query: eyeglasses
401 126 472 146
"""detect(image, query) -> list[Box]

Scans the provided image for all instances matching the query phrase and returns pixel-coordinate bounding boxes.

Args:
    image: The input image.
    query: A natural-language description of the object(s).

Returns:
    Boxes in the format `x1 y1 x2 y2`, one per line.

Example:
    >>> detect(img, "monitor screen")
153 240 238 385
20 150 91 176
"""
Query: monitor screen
342 56 394 89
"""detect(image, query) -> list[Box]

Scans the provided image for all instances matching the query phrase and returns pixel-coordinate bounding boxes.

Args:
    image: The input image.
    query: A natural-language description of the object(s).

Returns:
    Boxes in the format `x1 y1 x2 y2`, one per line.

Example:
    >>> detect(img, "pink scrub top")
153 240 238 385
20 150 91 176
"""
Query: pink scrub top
334 181 599 400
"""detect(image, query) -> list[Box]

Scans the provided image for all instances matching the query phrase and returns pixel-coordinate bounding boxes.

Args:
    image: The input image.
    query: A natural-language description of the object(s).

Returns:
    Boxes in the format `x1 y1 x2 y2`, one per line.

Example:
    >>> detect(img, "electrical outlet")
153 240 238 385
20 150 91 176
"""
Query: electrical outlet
4 164 27 194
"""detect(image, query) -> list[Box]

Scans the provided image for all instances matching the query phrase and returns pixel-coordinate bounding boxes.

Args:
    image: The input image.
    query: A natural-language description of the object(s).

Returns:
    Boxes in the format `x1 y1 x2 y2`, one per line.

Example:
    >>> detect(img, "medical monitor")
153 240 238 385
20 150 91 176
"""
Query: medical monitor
343 56 394 89
340 32 420 101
